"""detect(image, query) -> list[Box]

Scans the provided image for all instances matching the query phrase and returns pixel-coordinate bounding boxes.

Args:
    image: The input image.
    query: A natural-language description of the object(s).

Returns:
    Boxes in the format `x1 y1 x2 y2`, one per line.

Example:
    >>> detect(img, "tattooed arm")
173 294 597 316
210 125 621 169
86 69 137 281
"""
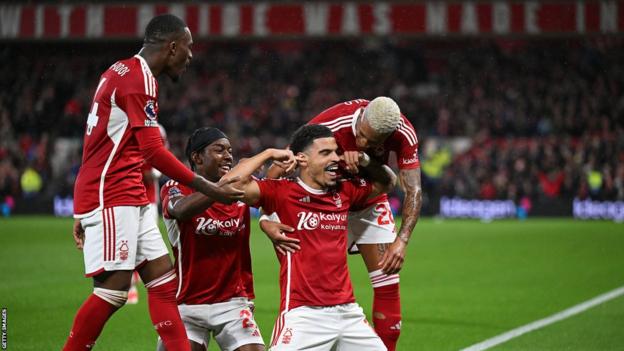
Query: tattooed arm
396 168 422 244
379 167 422 274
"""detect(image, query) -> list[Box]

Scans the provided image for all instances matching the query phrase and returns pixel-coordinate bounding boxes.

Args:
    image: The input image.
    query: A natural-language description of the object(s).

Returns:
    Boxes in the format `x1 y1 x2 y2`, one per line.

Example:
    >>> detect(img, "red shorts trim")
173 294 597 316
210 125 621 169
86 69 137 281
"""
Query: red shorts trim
85 267 106 278
135 258 149 270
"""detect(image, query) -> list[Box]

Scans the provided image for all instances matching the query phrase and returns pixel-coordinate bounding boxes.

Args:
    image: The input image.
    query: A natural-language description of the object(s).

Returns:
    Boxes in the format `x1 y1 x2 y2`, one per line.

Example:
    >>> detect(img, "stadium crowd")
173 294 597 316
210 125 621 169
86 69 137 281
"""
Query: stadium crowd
1 38 623 214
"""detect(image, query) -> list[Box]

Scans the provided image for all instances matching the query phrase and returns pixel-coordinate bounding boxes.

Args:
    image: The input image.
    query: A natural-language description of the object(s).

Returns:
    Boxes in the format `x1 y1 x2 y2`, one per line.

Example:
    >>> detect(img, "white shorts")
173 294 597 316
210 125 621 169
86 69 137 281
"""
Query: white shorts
348 201 397 253
147 201 160 224
172 298 264 351
270 303 386 351
80 204 169 277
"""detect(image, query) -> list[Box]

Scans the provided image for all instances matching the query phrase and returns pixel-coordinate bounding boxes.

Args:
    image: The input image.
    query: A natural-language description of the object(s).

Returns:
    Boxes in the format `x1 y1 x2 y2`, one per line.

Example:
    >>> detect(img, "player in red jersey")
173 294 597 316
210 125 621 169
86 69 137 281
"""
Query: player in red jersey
65 15 243 351
128 124 168 305
264 97 422 350
157 127 283 351
225 124 396 350
143 124 169 222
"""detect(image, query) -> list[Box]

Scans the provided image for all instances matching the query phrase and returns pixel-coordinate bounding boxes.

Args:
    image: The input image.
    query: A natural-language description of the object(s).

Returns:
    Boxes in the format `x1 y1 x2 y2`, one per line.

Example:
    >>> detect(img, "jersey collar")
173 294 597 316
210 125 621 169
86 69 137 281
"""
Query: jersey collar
134 54 155 78
352 108 364 137
296 177 327 195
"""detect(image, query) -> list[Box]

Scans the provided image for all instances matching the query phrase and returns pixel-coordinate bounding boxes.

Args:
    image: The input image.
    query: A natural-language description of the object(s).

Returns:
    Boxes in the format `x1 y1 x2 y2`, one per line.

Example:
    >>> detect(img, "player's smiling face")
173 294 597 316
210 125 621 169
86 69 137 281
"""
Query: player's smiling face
165 27 193 82
299 137 341 190
192 138 233 182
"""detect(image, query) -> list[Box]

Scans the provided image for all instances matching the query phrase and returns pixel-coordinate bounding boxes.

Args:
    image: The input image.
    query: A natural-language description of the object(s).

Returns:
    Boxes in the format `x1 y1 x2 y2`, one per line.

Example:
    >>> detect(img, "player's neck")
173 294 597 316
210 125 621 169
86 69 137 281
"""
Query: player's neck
202 172 220 183
137 47 164 77
298 174 326 192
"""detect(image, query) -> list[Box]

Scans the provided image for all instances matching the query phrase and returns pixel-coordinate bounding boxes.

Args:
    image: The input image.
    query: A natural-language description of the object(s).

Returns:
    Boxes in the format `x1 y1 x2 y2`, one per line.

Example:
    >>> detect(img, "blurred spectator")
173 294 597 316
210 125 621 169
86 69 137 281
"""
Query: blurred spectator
20 165 43 198
538 170 565 198
1 195 14 217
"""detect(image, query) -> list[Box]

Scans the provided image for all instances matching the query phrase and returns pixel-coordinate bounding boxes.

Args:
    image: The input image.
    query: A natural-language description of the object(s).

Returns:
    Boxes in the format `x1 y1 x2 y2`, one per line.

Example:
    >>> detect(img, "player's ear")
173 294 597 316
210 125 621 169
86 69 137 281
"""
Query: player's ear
191 151 202 167
168 41 177 56
295 153 308 167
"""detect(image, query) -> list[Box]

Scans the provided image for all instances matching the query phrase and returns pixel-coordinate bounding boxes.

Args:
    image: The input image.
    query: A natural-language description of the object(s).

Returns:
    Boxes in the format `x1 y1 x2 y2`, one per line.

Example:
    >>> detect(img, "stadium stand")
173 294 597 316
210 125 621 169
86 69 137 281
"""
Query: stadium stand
1 38 623 215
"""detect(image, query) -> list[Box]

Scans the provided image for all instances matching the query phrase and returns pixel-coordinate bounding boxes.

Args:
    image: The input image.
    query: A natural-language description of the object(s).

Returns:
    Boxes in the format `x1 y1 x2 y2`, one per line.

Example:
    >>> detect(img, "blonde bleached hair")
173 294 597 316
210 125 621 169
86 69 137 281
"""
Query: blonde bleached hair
362 97 401 134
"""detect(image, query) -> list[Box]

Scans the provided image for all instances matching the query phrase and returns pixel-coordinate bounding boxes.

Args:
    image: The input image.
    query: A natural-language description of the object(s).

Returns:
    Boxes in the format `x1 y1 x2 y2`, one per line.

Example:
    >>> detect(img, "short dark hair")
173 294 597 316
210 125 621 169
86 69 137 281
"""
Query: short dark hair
144 14 187 45
290 125 333 154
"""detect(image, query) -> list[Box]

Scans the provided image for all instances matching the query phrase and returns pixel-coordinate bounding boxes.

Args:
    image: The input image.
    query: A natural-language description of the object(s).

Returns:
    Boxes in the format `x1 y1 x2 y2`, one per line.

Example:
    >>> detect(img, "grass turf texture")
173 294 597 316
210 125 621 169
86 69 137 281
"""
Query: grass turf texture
0 217 622 350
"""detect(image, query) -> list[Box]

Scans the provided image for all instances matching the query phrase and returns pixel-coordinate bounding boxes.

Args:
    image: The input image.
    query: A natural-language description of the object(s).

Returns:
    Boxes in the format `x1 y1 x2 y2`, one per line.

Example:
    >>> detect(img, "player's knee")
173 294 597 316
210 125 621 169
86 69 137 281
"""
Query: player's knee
93 287 128 308
140 255 174 283
156 337 194 351
93 270 134 291
359 243 389 271
145 269 177 290
235 343 265 351
190 340 207 351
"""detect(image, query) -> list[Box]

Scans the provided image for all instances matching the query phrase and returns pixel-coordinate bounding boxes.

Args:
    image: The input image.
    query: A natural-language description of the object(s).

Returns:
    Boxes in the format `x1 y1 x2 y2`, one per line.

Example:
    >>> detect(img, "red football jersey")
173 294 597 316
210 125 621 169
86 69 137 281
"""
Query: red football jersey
256 177 372 311
161 180 254 304
308 99 419 206
74 55 160 216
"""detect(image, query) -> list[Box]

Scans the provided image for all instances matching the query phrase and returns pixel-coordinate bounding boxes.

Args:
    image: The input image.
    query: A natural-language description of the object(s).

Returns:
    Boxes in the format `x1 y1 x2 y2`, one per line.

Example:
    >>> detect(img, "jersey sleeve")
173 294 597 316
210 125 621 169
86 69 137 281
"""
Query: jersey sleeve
393 116 420 170
135 127 195 185
160 181 192 219
254 178 282 213
308 99 369 125
343 178 373 209
116 93 160 129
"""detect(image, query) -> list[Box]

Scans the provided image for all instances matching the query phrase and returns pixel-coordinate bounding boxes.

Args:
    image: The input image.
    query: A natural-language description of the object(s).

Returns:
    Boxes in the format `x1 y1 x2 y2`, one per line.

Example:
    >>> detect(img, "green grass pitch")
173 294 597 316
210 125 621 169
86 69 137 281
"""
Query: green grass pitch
1 217 623 350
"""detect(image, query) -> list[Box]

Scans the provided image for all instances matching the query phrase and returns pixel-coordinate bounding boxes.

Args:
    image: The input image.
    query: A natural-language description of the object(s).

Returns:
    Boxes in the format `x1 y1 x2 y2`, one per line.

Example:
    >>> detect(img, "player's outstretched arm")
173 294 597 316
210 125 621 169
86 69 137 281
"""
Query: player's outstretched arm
189 174 244 205
166 192 214 221
166 178 243 221
265 148 296 179
135 126 244 204
227 149 299 254
265 163 286 179
224 148 296 204
228 149 296 181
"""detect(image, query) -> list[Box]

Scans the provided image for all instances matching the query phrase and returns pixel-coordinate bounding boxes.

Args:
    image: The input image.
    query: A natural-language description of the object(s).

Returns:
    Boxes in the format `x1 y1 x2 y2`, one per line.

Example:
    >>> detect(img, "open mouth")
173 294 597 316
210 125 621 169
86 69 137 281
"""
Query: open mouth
324 163 339 178
219 164 232 173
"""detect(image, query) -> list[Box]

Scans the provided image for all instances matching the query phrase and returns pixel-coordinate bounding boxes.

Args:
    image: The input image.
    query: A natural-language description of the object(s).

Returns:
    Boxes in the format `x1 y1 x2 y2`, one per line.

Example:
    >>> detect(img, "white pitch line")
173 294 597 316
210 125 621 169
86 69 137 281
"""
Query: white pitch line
460 285 624 351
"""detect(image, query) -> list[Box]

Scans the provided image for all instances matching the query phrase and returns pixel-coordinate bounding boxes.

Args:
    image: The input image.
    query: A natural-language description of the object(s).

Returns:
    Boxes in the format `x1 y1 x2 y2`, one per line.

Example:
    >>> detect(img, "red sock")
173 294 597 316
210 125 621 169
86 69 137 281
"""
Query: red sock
62 294 118 351
146 271 190 351
370 271 401 351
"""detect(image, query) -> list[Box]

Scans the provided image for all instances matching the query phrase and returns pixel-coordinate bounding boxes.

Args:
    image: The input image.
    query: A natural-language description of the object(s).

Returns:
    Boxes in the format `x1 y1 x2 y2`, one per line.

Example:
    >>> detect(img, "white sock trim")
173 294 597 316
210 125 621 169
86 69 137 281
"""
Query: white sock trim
93 288 128 308
368 269 384 277
145 270 177 289
369 269 400 288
